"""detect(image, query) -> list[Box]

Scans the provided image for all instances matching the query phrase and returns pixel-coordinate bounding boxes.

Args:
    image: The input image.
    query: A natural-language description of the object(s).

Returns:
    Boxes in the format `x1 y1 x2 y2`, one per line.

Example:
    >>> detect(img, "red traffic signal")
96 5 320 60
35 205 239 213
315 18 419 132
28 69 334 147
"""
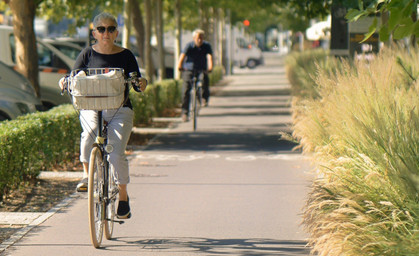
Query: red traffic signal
243 19 250 26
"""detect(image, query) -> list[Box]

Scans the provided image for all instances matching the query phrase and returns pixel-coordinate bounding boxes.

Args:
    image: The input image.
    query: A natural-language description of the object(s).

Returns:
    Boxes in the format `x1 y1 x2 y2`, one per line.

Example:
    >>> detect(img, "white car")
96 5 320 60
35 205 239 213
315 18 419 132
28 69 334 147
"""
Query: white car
48 37 148 76
0 25 72 109
41 39 83 60
0 60 43 121
234 37 264 69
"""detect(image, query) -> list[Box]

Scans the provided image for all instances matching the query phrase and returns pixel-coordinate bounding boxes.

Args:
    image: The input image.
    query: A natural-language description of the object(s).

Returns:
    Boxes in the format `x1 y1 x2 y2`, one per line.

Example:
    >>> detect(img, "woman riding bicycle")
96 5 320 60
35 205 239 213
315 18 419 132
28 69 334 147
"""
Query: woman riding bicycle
59 12 146 219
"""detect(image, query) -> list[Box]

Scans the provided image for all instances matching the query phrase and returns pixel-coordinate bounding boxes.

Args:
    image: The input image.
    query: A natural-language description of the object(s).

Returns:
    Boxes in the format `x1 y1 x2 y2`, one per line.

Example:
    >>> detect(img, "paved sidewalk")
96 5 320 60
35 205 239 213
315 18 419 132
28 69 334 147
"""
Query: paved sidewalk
1 52 312 256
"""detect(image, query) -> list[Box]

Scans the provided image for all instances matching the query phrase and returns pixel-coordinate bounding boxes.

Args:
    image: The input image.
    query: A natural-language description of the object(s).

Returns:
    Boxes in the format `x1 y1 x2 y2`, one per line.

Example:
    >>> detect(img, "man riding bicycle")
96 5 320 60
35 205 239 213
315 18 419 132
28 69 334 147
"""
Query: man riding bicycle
177 29 213 122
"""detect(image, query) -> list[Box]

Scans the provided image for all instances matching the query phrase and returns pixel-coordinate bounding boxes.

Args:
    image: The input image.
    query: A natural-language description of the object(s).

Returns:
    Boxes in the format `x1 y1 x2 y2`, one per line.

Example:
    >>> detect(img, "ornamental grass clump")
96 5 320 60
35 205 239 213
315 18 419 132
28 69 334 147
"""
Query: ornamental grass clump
291 48 419 255
285 49 352 100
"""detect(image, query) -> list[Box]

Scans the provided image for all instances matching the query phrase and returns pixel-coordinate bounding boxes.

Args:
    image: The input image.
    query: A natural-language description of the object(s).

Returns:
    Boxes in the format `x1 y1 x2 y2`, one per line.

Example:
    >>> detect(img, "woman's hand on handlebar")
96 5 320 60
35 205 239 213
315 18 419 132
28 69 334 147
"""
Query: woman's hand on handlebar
58 76 68 94
138 77 148 92
131 77 147 92
128 72 147 92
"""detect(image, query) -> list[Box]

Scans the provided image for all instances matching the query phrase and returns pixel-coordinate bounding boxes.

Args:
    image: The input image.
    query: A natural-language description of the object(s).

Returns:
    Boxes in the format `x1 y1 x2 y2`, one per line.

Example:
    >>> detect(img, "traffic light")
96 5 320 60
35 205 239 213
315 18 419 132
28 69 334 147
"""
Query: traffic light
243 19 250 27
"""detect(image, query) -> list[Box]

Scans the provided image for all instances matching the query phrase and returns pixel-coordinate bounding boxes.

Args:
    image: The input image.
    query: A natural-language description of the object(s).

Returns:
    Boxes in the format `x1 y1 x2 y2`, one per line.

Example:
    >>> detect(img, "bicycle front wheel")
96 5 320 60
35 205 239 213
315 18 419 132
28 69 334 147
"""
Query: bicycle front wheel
88 146 104 248
104 168 117 240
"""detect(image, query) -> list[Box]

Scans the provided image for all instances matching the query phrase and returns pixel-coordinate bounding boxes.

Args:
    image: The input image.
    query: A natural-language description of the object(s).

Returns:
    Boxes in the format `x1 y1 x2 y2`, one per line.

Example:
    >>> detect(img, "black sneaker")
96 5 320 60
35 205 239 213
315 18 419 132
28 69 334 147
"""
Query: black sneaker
76 177 88 192
117 197 131 219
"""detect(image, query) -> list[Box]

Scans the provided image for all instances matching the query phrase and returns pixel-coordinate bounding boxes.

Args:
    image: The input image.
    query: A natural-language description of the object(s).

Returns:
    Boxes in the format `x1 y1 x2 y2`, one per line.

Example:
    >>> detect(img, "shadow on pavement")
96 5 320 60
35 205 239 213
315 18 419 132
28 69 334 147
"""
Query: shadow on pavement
145 131 299 153
109 237 310 255
217 89 291 97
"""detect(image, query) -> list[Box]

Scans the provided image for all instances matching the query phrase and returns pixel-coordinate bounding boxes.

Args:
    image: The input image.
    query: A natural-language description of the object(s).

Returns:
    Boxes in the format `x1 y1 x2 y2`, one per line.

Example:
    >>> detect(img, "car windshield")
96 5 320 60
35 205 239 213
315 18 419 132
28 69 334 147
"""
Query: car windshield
51 44 81 60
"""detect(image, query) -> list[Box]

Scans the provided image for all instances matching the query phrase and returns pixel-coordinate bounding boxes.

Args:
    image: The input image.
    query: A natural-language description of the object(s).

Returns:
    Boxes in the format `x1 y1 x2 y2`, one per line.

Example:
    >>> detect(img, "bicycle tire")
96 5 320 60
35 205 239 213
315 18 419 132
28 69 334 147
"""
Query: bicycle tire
88 146 104 248
104 168 116 240
192 86 198 131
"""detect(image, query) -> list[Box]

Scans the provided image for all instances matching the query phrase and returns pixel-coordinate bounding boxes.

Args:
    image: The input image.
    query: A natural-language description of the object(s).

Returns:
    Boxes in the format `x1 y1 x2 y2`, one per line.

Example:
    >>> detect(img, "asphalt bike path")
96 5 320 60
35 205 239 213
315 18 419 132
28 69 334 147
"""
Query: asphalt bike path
2 52 312 255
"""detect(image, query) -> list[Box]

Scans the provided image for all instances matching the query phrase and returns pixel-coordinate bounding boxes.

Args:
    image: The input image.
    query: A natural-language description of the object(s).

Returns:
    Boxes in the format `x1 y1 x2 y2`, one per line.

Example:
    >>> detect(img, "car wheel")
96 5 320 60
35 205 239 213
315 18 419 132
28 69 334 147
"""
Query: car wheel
247 59 257 69
0 113 10 121
42 102 56 111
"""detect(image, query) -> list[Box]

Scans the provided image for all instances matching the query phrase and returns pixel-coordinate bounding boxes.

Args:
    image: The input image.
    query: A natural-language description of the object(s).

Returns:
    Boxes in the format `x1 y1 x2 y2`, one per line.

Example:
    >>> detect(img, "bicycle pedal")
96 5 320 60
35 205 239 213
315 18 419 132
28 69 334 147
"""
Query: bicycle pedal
106 218 125 224
76 187 87 192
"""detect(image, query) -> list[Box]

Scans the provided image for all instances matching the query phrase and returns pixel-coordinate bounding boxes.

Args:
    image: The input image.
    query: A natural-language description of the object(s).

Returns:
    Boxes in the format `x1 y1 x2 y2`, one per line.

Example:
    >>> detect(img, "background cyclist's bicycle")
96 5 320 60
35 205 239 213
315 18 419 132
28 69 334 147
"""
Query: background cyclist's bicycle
190 70 205 131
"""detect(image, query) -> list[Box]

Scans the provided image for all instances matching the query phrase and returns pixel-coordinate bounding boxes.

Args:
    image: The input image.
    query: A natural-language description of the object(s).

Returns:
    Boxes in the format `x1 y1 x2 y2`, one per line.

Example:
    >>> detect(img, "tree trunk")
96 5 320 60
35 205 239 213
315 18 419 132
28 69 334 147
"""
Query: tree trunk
130 0 145 67
155 0 165 80
174 0 182 80
410 10 417 47
8 0 40 97
217 8 224 67
144 0 154 83
198 0 209 39
122 0 131 49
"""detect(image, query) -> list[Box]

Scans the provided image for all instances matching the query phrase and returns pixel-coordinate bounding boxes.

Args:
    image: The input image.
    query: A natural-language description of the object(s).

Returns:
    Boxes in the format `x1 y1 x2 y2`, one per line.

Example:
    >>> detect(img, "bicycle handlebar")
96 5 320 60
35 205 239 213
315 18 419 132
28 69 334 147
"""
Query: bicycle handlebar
60 70 147 95
178 68 211 74
128 72 142 92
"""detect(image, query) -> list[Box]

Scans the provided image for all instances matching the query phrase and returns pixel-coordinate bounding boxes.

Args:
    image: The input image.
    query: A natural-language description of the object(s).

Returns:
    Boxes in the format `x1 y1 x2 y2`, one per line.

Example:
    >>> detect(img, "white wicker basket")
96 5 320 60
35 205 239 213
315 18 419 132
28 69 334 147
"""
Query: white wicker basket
69 69 126 110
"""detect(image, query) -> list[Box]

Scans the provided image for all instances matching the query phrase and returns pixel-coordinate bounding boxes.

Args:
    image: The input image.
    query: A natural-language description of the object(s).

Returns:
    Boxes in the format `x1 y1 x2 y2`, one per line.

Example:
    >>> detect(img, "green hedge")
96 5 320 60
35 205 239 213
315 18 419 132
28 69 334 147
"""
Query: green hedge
0 66 224 201
209 66 224 86
0 104 80 199
130 79 182 125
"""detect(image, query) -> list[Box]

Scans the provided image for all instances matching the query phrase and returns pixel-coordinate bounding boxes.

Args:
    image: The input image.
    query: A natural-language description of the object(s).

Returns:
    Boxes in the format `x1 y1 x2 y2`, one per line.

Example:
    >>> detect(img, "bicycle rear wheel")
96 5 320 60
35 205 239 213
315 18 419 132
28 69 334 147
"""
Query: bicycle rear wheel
104 169 117 240
88 146 104 248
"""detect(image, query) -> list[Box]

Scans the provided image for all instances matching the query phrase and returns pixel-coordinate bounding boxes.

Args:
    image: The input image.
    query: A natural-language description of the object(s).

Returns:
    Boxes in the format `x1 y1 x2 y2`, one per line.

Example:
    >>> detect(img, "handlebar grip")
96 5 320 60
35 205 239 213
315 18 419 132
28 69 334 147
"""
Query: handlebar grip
60 76 69 95
129 72 146 92
133 84 142 92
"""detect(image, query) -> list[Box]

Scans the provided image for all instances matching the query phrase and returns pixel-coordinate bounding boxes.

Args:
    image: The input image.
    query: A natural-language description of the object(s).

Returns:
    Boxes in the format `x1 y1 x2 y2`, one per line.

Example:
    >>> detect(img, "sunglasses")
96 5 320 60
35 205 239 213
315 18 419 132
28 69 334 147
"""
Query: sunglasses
96 26 117 34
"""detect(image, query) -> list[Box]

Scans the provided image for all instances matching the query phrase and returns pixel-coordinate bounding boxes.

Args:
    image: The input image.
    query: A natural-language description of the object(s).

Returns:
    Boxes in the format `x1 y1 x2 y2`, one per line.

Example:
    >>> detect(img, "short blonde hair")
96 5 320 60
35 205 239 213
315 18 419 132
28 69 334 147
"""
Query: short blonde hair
192 29 205 37
93 12 118 28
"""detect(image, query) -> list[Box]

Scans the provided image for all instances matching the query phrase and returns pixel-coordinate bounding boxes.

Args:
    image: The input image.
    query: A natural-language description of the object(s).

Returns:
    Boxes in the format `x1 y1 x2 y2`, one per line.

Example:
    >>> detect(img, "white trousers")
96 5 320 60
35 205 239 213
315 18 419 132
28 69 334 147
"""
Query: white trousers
79 107 133 185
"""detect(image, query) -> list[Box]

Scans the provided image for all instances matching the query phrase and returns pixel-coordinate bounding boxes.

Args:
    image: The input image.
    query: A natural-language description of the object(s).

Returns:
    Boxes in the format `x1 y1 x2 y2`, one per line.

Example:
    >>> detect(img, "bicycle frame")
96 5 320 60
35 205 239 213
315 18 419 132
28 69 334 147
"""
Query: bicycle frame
191 70 204 131
95 111 119 216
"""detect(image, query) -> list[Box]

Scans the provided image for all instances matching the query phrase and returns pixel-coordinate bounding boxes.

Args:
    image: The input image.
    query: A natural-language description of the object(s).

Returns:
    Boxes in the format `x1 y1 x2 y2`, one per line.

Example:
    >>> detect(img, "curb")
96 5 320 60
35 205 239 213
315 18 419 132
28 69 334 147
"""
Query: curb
0 192 80 254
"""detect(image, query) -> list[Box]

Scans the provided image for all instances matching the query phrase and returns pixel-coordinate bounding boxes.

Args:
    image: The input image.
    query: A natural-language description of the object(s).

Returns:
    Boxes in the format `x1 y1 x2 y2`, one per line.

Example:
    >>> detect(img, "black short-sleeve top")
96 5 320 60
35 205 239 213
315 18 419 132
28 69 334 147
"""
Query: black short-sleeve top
73 46 141 109
181 41 212 71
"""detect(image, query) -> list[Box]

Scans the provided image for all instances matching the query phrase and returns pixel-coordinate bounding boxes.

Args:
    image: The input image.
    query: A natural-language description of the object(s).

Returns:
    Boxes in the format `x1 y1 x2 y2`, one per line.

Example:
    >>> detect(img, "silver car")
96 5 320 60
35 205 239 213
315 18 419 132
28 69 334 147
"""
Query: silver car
41 39 83 60
0 60 43 121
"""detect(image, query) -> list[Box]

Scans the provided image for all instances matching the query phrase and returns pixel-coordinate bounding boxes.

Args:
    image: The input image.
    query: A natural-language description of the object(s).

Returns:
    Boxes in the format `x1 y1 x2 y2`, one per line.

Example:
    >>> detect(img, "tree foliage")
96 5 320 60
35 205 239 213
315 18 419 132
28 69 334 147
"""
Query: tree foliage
275 0 418 42
37 0 125 34
346 0 419 42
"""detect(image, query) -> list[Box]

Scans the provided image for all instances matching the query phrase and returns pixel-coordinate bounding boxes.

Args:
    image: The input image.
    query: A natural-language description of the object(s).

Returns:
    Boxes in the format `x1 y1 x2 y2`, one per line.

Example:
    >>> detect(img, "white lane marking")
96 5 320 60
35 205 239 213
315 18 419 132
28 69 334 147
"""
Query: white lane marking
134 153 307 161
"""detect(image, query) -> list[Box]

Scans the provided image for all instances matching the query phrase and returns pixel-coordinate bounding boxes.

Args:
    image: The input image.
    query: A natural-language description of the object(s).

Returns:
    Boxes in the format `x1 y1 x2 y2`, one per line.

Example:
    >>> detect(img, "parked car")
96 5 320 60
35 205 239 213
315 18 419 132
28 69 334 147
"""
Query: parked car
41 38 83 60
50 37 148 75
0 60 43 121
234 37 264 69
51 37 91 48
0 25 72 110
